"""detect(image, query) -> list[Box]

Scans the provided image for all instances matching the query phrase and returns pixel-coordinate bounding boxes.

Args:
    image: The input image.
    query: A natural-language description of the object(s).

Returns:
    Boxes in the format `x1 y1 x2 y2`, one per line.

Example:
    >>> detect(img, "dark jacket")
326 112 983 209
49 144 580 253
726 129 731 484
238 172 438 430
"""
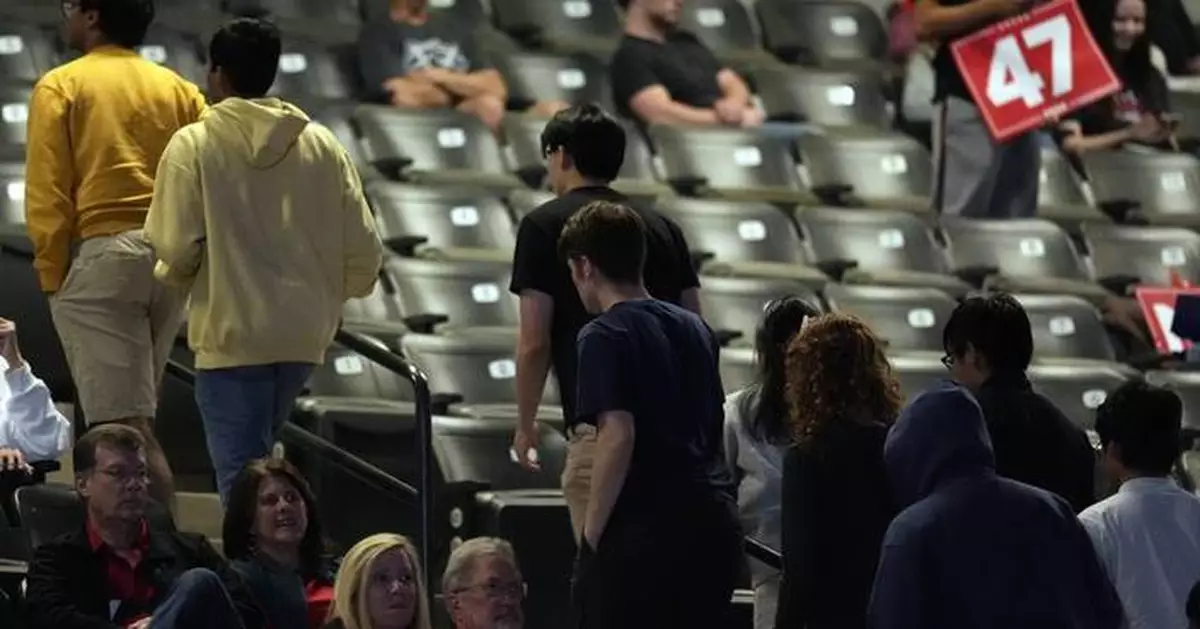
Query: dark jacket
868 383 1124 629
25 523 265 629
974 373 1096 512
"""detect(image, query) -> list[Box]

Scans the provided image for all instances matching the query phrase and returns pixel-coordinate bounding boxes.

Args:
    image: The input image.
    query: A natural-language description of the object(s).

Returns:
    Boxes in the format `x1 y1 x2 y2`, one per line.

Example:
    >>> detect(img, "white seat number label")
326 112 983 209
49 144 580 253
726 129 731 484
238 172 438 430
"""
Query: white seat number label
1161 172 1187 193
826 85 856 106
334 355 365 376
830 16 858 36
2 103 27 123
737 220 766 242
696 8 726 27
733 146 762 167
470 283 500 304
1048 316 1075 336
907 308 935 329
279 53 307 74
985 15 1072 108
880 155 908 175
1018 237 1045 257
6 182 22 201
449 206 480 227
878 229 905 249
138 45 167 64
1162 246 1187 267
0 36 23 55
556 69 586 89
437 128 467 148
488 359 517 380
563 1 592 18
1082 389 1107 410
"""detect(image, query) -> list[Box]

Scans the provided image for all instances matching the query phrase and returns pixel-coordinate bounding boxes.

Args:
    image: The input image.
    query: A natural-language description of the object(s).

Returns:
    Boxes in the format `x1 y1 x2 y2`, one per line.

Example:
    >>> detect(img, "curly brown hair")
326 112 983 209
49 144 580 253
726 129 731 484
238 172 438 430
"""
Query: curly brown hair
785 313 903 448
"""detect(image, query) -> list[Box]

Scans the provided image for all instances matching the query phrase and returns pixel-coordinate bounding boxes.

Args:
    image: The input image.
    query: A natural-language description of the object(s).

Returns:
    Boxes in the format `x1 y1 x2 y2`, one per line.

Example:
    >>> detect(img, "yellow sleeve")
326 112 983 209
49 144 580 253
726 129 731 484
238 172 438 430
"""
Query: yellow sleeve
338 147 383 300
23 82 75 293
145 130 205 287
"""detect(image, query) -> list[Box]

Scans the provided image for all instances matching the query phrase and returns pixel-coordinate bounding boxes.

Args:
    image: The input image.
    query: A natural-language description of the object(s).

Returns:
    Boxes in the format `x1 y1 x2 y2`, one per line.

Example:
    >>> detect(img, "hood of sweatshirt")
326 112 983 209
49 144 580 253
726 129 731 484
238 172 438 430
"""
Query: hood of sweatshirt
202 97 310 170
884 381 996 508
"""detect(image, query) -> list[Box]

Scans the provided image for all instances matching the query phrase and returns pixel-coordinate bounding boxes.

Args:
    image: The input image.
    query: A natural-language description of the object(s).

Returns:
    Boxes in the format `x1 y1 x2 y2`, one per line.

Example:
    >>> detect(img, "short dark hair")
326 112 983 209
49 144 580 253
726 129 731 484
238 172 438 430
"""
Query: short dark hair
74 423 146 476
558 200 647 284
617 0 631 9
943 293 1033 374
209 18 282 98
1188 579 1200 627
1095 380 1183 476
540 103 626 183
223 458 327 579
79 0 155 48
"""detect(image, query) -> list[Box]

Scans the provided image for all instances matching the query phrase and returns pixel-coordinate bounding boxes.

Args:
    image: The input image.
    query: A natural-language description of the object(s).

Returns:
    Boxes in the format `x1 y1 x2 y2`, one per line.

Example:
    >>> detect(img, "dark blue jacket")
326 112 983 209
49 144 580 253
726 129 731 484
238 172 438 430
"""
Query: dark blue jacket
868 382 1124 629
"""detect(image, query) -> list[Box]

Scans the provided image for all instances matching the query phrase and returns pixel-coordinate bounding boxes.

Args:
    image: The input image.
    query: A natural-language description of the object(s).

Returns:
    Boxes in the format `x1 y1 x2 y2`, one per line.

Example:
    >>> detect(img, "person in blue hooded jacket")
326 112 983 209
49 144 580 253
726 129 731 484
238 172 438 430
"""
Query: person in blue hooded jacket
868 382 1124 629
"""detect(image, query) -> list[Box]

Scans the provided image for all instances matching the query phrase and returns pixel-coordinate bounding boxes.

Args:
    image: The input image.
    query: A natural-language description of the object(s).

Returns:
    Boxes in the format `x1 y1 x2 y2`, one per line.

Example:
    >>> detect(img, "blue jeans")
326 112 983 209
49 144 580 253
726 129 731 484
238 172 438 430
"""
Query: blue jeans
195 362 314 503
151 569 244 629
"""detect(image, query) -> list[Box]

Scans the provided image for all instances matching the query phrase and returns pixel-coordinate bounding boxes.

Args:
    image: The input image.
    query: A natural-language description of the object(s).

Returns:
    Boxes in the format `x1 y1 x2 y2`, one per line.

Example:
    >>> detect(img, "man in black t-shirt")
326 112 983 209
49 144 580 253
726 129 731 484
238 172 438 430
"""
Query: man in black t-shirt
560 200 740 629
507 104 700 543
918 0 1042 218
610 0 764 128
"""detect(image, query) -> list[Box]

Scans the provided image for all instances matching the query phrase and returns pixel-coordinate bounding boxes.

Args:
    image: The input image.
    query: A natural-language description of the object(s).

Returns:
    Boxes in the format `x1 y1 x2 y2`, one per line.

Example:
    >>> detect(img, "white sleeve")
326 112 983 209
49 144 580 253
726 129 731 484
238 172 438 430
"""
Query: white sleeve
2 363 71 461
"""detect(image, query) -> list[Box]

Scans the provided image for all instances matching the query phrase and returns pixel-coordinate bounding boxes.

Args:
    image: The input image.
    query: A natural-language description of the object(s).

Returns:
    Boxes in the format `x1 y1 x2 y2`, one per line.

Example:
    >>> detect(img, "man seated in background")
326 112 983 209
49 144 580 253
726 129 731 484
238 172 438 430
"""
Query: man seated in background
357 0 566 133
0 317 71 472
443 537 525 629
25 424 265 629
611 0 764 128
1079 380 1200 629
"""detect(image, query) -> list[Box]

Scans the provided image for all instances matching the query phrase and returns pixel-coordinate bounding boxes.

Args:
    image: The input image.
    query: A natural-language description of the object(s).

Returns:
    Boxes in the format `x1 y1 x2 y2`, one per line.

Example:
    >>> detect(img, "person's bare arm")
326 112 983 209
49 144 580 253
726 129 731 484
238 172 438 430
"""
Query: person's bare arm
514 291 554 469
630 85 721 126
582 410 635 548
914 0 1023 41
716 69 753 107
429 68 508 101
384 75 453 109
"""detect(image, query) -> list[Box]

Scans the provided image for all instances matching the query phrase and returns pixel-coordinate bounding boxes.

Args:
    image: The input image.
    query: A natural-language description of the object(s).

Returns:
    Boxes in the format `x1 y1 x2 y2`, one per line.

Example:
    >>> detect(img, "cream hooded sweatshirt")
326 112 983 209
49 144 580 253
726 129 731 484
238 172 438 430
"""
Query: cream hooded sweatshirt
144 98 383 370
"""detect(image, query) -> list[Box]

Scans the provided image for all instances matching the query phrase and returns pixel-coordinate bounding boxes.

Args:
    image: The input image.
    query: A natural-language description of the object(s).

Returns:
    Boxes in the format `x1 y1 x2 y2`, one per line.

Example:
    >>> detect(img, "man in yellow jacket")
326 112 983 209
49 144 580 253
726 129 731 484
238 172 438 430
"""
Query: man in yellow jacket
25 0 208 510
144 17 384 503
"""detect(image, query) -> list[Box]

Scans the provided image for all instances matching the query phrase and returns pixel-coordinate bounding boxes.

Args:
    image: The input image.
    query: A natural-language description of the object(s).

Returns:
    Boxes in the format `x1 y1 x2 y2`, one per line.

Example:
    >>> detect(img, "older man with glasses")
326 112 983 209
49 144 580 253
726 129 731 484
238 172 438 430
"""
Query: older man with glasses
443 537 526 629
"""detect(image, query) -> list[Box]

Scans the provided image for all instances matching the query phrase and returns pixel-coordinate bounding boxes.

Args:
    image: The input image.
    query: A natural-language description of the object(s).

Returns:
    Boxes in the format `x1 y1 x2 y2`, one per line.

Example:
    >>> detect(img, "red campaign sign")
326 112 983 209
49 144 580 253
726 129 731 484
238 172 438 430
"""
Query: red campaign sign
951 0 1121 142
1136 287 1200 354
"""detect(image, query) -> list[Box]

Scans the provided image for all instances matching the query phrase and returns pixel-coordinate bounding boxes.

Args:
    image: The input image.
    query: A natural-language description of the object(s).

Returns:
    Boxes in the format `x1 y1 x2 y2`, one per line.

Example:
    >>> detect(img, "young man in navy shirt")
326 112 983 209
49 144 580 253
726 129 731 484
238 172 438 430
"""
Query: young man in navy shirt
560 200 741 629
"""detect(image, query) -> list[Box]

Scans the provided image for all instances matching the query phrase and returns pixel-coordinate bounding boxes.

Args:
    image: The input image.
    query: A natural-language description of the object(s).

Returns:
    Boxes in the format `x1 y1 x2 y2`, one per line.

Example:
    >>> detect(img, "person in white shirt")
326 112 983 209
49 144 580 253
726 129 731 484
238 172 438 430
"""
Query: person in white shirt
1079 379 1200 629
0 317 72 472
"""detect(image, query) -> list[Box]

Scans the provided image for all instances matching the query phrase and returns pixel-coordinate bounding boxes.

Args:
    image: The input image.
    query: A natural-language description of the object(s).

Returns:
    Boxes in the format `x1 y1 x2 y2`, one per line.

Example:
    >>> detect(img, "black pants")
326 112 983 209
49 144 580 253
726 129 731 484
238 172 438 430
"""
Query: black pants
572 500 743 629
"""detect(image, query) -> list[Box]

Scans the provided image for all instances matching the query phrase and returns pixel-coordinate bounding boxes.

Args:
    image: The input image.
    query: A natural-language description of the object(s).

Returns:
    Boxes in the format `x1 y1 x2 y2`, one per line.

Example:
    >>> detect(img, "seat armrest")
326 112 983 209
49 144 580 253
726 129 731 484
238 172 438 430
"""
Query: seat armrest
714 329 744 346
814 258 859 282
431 393 466 415
811 183 854 206
1097 199 1141 223
1098 274 1141 296
402 314 450 334
954 265 1000 287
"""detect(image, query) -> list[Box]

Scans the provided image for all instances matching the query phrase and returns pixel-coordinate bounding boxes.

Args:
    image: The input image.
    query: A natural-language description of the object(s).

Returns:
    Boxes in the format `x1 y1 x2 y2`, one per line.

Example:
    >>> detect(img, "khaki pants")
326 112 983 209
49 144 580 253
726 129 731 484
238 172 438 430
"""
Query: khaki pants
50 229 187 424
561 425 597 542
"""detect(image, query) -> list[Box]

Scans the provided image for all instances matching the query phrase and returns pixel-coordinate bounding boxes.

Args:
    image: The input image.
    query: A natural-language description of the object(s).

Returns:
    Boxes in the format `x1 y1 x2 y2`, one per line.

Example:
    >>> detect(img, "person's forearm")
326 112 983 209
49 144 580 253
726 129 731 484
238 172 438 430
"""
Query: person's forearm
437 71 507 101
1064 128 1134 154
391 79 454 108
645 102 720 126
515 342 552 430
718 71 753 107
583 419 634 543
916 1 1006 40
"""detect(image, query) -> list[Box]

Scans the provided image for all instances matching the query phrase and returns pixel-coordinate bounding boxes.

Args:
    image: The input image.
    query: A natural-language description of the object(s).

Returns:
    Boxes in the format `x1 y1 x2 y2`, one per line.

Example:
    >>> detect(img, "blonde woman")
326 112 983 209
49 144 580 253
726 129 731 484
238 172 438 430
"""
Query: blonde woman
324 534 432 629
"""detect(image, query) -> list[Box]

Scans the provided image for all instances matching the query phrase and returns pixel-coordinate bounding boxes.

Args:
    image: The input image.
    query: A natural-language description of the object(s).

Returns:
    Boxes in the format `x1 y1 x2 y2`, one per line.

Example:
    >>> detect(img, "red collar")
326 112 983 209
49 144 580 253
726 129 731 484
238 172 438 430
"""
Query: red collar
86 517 150 553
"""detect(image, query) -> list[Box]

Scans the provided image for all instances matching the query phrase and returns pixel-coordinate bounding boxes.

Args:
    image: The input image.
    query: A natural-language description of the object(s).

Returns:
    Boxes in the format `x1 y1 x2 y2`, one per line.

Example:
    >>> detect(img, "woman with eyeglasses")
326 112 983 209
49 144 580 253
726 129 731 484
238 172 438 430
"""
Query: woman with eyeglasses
324 533 432 629
223 458 337 629
775 314 901 629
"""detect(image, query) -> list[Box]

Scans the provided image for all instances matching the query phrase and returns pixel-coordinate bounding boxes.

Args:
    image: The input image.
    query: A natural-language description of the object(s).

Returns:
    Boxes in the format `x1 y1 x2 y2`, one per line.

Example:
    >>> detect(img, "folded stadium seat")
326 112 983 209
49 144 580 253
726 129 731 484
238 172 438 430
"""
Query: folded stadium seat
823 284 957 353
698 275 825 346
298 101 376 177
224 0 362 44
354 106 522 189
1013 294 1118 363
307 334 418 402
939 218 1110 302
402 328 562 406
154 0 224 35
494 51 613 112
795 206 971 296
1081 150 1200 227
754 0 886 69
1144 371 1200 437
503 114 672 198
674 0 782 70
267 39 355 103
137 26 207 87
0 25 57 84
1036 145 1107 228
649 125 815 203
1028 362 1131 433
365 182 516 262
1082 223 1200 289
719 346 755 393
0 160 23 228
753 65 891 129
507 188 558 222
889 352 947 402
342 280 410 350
434 415 567 487
489 0 622 58
796 128 933 215
0 84 31 148
384 255 519 329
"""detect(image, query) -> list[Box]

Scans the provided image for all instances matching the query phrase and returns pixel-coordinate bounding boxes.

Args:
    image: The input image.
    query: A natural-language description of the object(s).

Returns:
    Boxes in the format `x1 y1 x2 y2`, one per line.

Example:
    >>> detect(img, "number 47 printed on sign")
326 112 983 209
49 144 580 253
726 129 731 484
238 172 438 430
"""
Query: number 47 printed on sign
951 0 1121 142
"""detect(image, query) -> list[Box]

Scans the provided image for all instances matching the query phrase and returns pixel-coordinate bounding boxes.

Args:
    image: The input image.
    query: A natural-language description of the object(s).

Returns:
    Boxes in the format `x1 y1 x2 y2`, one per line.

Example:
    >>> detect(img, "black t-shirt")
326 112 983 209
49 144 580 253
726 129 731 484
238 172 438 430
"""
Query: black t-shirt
574 299 735 513
1068 70 1168 136
931 0 980 102
508 186 700 427
609 30 724 122
356 13 488 102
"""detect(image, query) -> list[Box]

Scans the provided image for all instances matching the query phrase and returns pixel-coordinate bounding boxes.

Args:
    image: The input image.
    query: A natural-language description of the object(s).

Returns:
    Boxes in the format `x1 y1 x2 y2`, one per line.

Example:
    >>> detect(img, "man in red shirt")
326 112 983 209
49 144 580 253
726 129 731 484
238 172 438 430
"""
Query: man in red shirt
25 424 264 629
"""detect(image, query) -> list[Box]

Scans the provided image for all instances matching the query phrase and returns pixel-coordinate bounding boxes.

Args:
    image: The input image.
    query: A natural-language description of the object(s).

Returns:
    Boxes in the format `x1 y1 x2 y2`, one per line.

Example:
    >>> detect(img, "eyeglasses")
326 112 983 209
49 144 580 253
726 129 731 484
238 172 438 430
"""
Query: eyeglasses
454 580 527 601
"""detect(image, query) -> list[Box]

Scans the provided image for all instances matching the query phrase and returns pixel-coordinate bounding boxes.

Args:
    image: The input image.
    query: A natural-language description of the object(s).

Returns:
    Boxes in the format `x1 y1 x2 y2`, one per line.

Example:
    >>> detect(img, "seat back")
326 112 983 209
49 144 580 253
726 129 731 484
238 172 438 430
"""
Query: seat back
759 0 885 65
651 126 800 192
355 106 509 177
699 276 823 343
1015 294 1115 362
269 39 354 101
0 25 57 83
797 207 948 275
1082 223 1200 287
343 280 405 324
14 484 82 552
402 330 561 404
755 66 890 128
495 51 611 109
490 0 622 46
433 416 567 488
825 284 956 353
1037 146 1090 209
719 347 755 394
1083 151 1200 217
799 130 931 201
0 85 31 147
0 160 23 227
385 256 518 327
657 198 805 265
138 27 206 85
1028 363 1129 432
675 0 762 58
307 339 416 401
941 218 1090 281
366 182 516 253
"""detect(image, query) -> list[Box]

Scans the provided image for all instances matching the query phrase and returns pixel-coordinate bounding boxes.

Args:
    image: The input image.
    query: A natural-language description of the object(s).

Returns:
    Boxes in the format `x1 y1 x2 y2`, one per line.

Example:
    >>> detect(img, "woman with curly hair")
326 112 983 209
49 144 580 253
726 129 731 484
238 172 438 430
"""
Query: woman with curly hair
775 314 902 629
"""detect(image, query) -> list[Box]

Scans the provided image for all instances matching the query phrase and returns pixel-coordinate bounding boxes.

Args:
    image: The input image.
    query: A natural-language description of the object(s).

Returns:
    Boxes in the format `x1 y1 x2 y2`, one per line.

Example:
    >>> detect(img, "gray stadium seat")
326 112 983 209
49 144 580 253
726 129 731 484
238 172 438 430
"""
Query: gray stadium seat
0 161 22 227
655 198 806 266
0 84 31 147
490 0 622 56
719 346 755 394
434 416 567 488
1082 150 1200 224
507 189 558 222
365 181 517 257
384 256 519 328
795 207 970 295
307 336 416 401
940 218 1108 301
650 126 812 203
138 27 206 86
0 25 57 84
225 0 361 44
342 282 409 350
301 102 373 174
355 106 521 188
493 51 612 110
824 284 957 353
268 39 354 101
754 66 890 128
1028 363 1130 432
797 128 932 212
1082 223 1200 288
899 52 935 129
890 352 947 402
755 0 886 67
402 328 561 405
674 0 777 68
1144 371 1200 435
1014 294 1116 363
698 275 824 345
1036 145 1101 224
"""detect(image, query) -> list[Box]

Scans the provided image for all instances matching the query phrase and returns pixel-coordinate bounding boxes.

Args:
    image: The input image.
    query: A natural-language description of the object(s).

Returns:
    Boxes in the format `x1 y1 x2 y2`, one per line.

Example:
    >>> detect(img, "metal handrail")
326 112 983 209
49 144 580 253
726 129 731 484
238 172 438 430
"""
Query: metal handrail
743 536 783 570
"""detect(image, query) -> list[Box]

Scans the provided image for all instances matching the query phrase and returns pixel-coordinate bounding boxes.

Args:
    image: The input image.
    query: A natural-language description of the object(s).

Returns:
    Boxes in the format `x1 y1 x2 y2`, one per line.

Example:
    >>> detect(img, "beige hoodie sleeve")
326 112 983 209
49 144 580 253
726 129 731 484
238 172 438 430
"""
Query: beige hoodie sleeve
146 130 206 287
338 149 383 300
